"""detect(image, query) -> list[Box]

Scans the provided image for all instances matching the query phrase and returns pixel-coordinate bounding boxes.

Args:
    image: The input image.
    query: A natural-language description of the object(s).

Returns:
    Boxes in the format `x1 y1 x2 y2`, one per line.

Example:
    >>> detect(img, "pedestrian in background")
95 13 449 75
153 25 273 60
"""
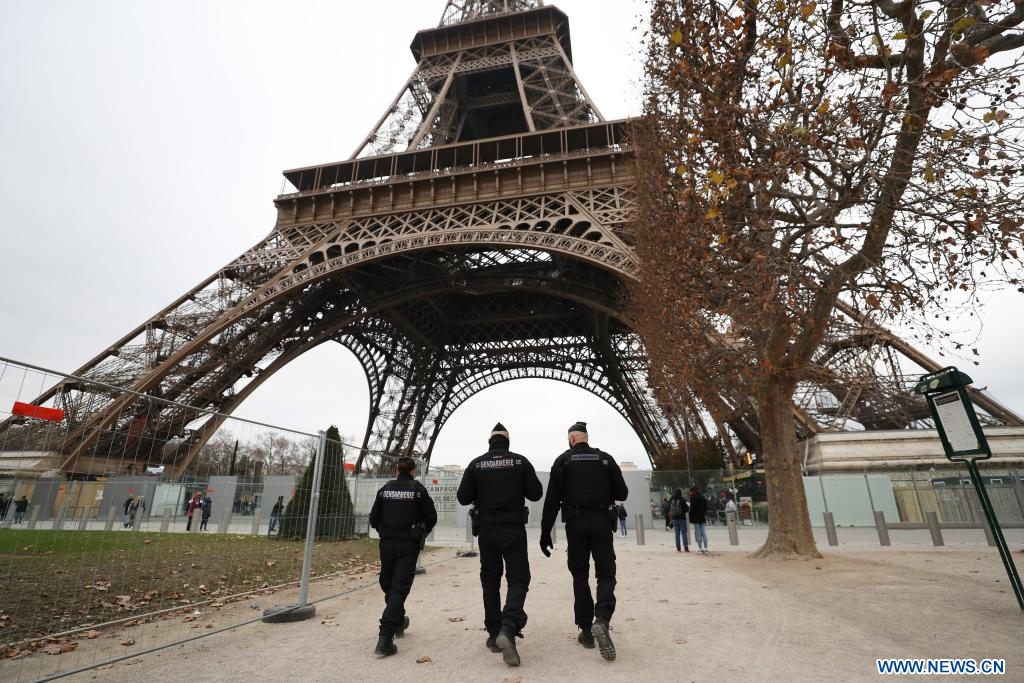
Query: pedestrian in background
269 495 285 533
186 492 202 531
457 422 542 667
200 495 213 531
541 421 628 662
14 495 28 524
125 495 143 529
689 486 708 554
616 502 627 536
669 488 689 552
662 496 671 530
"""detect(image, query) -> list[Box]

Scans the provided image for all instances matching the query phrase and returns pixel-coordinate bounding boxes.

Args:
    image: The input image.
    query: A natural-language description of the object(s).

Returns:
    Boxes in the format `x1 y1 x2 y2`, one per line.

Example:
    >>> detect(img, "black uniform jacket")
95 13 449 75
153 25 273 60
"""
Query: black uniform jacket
369 472 438 541
541 442 628 536
457 447 543 526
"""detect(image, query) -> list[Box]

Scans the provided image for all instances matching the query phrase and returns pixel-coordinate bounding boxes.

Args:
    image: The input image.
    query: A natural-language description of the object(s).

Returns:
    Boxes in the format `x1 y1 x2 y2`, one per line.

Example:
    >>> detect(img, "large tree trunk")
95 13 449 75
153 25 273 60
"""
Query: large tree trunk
750 378 821 560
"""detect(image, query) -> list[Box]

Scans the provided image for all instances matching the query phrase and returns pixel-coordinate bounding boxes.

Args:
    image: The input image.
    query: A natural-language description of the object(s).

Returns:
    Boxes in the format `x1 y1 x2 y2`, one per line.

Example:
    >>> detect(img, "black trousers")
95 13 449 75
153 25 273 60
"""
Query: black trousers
478 524 530 636
565 511 617 629
378 538 420 638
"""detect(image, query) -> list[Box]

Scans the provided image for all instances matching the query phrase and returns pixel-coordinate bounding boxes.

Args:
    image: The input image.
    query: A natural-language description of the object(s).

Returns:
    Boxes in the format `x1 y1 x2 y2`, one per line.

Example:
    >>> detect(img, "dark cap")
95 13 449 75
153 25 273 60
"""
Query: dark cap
568 421 587 433
490 422 509 437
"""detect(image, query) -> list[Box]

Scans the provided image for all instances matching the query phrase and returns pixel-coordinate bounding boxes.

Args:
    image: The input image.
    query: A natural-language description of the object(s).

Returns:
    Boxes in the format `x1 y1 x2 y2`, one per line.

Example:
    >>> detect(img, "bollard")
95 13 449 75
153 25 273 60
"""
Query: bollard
416 526 436 575
636 514 645 545
54 505 68 531
458 514 478 558
823 512 839 546
28 505 40 529
874 510 891 547
160 507 172 533
77 509 90 531
982 517 997 547
133 507 144 532
926 511 944 546
105 506 117 532
251 511 262 536
727 511 739 546
264 431 325 624
219 509 232 534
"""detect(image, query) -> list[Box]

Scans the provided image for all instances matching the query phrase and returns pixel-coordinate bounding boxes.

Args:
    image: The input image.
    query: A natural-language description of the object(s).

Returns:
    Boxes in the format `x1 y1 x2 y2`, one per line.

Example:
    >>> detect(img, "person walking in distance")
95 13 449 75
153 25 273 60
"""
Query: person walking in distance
669 488 689 552
540 421 628 661
689 486 709 554
616 502 628 536
269 495 285 533
200 495 213 531
122 495 134 528
14 496 28 524
457 422 543 667
186 492 202 531
368 456 437 658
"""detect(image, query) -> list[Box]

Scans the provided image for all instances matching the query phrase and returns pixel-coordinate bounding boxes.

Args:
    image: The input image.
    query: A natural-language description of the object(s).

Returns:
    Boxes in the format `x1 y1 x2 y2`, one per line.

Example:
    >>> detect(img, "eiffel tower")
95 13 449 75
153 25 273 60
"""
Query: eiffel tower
3 0 1021 476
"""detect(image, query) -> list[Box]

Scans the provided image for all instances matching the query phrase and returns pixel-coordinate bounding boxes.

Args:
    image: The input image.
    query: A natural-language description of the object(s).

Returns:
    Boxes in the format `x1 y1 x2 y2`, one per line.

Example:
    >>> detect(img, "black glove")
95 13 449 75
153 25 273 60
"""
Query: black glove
540 531 553 557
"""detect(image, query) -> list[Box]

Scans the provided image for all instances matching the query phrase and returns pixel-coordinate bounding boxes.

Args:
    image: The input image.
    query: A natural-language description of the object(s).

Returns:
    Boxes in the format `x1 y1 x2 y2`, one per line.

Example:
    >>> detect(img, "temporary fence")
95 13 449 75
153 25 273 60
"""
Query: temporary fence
0 357 472 683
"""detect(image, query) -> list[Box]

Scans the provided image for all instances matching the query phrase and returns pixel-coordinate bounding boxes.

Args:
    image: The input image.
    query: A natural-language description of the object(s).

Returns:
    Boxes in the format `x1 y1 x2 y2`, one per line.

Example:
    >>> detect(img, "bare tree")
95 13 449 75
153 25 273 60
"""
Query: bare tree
632 0 1024 558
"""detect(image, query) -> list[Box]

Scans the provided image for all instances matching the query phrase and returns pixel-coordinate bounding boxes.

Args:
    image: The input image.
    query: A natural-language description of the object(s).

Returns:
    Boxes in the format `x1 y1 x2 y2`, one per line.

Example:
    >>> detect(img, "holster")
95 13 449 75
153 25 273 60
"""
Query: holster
522 506 530 525
606 505 619 532
469 507 480 537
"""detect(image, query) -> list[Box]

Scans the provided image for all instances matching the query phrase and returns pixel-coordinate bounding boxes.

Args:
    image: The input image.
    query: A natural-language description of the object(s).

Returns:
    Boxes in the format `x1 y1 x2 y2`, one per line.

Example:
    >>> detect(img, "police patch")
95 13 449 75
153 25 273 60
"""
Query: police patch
569 453 600 461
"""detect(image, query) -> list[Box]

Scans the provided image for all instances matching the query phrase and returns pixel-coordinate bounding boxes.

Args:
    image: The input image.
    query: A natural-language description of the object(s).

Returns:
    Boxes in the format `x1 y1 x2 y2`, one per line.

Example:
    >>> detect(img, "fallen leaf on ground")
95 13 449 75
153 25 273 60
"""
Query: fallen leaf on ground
44 645 63 655
416 656 432 664
447 616 465 622
265 560 276 567
84 630 99 639
120 639 135 647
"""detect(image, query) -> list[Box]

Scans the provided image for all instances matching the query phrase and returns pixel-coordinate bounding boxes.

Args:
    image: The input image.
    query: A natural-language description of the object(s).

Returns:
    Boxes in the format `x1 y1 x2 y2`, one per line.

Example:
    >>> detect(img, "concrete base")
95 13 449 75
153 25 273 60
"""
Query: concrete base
261 604 316 623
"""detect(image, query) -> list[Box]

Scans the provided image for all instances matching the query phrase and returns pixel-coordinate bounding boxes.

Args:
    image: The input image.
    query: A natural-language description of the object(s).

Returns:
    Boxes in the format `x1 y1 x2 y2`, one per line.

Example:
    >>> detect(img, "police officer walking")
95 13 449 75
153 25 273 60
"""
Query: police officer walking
369 455 437 657
540 421 628 661
457 422 543 667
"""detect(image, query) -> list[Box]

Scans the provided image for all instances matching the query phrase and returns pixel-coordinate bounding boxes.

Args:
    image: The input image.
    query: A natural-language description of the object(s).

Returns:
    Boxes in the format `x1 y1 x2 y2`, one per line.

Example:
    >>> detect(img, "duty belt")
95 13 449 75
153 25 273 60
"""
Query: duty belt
565 502 609 512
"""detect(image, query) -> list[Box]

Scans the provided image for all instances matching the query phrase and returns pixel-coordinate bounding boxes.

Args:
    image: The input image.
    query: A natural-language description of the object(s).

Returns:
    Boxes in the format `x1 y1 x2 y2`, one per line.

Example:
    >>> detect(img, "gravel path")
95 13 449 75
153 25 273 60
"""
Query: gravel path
6 528 1023 683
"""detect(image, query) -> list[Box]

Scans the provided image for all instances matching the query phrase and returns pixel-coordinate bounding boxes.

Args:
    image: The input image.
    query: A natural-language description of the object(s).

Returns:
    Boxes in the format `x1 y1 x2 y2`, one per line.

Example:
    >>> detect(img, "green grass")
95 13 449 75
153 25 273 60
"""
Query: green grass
0 528 379 649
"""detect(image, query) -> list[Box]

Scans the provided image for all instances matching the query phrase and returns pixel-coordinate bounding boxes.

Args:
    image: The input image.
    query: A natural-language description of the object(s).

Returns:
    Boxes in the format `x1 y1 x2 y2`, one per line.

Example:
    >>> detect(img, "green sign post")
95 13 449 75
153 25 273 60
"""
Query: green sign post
914 367 1024 611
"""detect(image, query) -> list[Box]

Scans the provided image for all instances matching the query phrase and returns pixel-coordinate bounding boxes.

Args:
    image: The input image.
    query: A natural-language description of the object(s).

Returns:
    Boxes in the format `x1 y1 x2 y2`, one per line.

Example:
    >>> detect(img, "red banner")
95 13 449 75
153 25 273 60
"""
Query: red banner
12 401 64 423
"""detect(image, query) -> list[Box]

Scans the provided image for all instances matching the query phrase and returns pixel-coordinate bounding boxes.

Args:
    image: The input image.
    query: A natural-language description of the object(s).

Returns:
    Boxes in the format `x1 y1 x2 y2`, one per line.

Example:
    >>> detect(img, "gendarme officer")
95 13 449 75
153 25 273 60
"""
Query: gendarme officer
457 422 543 667
369 456 437 657
540 421 628 661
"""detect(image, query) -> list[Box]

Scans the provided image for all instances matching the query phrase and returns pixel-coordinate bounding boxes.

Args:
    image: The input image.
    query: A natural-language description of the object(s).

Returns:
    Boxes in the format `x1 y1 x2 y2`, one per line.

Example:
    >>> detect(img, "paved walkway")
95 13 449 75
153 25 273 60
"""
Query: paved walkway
5 528 1023 682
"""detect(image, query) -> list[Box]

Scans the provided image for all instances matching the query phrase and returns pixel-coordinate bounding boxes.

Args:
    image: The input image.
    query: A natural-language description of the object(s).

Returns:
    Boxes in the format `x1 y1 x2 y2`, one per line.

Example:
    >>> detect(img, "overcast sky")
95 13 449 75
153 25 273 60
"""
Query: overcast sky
1 0 1021 472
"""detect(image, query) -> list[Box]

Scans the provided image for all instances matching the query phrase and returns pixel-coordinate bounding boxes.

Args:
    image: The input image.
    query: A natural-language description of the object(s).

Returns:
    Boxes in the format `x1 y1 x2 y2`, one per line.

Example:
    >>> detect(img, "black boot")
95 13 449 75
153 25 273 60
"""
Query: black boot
485 635 502 653
495 625 521 667
591 618 616 661
374 635 397 657
577 628 595 649
395 616 410 638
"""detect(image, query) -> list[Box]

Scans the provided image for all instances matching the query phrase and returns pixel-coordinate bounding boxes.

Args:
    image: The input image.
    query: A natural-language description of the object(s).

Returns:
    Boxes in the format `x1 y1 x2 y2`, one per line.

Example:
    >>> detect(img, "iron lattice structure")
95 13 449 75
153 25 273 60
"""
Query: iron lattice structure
3 0 1021 475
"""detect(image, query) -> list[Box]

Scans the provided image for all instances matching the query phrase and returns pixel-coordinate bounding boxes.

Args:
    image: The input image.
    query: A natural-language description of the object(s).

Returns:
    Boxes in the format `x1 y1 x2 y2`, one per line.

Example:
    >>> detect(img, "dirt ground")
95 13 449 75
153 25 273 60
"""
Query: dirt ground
3 529 1022 683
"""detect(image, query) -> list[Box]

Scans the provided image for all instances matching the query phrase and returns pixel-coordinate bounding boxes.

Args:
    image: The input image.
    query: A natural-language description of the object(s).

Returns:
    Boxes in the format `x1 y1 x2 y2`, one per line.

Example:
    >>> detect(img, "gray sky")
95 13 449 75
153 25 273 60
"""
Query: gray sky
1 0 1021 471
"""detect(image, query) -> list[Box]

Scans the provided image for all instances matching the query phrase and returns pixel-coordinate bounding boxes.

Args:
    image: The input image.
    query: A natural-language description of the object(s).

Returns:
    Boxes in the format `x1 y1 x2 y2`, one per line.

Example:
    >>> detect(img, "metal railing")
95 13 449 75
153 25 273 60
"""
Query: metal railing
0 357 469 682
